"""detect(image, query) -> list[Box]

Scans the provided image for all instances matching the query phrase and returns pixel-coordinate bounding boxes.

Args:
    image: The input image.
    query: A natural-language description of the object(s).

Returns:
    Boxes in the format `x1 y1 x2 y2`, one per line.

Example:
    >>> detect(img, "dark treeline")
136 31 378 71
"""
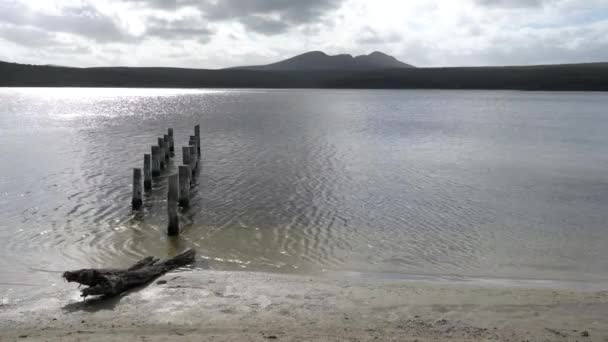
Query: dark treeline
1 61 608 90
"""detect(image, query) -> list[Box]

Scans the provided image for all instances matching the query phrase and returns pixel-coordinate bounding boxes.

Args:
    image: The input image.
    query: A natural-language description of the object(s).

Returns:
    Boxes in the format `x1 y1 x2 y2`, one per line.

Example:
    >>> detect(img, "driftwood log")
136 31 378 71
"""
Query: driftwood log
63 249 195 298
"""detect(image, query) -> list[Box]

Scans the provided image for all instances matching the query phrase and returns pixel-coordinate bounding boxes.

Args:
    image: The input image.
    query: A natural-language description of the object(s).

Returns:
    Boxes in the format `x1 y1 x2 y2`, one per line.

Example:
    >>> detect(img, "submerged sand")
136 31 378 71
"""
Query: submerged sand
0 270 607 341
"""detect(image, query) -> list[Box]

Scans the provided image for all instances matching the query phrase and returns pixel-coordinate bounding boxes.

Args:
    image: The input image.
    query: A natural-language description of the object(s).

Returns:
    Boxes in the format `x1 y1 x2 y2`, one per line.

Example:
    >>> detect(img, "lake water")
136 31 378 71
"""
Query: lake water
1 88 608 289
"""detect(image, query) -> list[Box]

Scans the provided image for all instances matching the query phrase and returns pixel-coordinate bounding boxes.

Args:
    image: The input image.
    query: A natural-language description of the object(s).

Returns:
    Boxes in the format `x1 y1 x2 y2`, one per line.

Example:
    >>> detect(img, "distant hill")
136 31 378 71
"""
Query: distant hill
1 60 608 91
230 51 414 71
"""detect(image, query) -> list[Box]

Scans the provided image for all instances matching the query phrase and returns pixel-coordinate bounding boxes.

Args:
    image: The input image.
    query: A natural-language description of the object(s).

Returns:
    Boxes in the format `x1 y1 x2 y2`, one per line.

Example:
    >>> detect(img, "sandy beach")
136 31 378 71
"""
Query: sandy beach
1 270 607 341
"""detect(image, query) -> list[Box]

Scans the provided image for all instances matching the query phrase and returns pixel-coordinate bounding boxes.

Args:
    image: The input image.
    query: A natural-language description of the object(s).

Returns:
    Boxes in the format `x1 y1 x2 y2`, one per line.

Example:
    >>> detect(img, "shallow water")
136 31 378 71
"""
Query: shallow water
1 88 607 289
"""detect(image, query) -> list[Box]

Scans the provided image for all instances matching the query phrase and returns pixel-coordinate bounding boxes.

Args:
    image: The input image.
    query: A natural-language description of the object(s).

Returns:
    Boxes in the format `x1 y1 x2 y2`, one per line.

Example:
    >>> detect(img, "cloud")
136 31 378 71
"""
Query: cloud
145 17 214 43
238 16 290 35
474 0 548 8
125 0 346 34
1 0 607 68
200 0 343 23
0 20 92 56
0 24 59 48
0 1 132 43
477 20 608 65
123 0 198 10
356 27 402 45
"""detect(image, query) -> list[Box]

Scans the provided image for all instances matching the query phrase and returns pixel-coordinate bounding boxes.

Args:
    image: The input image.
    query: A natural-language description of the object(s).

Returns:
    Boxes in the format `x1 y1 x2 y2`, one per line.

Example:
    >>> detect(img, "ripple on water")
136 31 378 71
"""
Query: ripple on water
2 89 608 285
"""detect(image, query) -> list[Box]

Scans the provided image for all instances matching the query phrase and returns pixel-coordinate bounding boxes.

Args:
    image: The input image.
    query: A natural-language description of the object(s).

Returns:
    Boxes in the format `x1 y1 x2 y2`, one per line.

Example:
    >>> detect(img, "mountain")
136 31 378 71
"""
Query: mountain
230 51 414 71
1 60 608 91
355 51 413 69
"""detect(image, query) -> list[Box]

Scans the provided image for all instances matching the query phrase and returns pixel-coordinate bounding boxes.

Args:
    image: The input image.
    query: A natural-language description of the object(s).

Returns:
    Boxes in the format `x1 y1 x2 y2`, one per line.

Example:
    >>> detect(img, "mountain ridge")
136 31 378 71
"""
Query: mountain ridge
229 51 414 71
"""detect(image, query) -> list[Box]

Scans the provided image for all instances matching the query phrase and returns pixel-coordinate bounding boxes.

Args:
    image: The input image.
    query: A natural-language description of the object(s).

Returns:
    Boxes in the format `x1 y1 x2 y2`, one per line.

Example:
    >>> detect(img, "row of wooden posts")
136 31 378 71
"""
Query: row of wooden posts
131 125 201 236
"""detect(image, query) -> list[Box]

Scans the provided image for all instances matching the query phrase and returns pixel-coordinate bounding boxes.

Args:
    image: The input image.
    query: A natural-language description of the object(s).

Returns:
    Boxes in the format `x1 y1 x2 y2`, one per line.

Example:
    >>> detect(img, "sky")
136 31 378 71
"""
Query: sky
0 0 607 68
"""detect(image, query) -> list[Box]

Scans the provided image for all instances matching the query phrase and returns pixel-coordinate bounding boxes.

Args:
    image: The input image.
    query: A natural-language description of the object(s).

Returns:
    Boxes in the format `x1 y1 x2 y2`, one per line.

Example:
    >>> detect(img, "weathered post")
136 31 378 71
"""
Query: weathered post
167 174 179 236
168 128 174 155
132 168 143 210
178 166 190 207
151 146 161 177
189 135 199 158
143 154 152 190
194 125 201 157
182 146 193 185
189 137 197 166
157 138 165 170
189 145 197 174
163 134 171 161
182 146 191 167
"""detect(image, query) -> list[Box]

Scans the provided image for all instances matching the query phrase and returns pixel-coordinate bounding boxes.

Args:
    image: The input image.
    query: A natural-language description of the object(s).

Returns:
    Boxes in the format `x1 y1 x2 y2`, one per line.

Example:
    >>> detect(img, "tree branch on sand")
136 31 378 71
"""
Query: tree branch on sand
62 249 195 298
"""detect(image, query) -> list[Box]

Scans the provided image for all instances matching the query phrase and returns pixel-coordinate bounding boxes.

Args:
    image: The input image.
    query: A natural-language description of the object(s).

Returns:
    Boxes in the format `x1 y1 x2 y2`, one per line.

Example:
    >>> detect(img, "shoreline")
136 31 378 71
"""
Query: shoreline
1 269 607 341
327 270 608 292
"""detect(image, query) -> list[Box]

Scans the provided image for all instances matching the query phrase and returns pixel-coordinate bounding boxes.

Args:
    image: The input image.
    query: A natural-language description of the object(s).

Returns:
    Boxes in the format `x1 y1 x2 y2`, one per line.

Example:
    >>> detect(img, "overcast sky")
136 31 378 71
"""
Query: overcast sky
1 0 607 68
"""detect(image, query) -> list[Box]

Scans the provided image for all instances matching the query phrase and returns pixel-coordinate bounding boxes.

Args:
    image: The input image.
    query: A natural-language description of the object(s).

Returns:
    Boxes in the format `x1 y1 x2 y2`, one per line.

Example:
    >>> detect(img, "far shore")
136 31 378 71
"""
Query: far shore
1 270 607 341
2 60 608 91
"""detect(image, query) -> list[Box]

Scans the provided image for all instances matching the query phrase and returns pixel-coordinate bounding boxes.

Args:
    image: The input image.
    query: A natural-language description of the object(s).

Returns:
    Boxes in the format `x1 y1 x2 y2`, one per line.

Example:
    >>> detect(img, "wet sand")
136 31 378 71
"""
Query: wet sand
1 270 607 341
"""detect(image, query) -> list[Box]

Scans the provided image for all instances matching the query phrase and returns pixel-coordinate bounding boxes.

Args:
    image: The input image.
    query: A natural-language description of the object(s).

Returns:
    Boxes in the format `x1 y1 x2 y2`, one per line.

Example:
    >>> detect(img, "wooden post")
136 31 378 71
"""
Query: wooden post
182 146 193 185
167 174 179 236
182 146 191 166
193 140 199 163
143 154 152 190
189 135 199 158
157 138 165 170
189 145 197 174
163 134 171 161
168 128 174 155
189 137 197 165
151 146 161 177
194 125 201 157
132 168 143 210
178 166 190 207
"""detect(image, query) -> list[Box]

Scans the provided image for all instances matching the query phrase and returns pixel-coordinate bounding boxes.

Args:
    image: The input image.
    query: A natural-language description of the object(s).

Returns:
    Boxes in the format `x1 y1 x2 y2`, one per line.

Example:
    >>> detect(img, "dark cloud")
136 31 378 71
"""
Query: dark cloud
0 1 132 42
126 0 345 34
145 17 214 43
0 1 217 45
207 0 344 34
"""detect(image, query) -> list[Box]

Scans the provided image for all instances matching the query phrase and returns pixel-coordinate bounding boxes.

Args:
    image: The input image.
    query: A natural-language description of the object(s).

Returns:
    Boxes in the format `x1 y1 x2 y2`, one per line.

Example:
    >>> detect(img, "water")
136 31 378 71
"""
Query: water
1 88 608 289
